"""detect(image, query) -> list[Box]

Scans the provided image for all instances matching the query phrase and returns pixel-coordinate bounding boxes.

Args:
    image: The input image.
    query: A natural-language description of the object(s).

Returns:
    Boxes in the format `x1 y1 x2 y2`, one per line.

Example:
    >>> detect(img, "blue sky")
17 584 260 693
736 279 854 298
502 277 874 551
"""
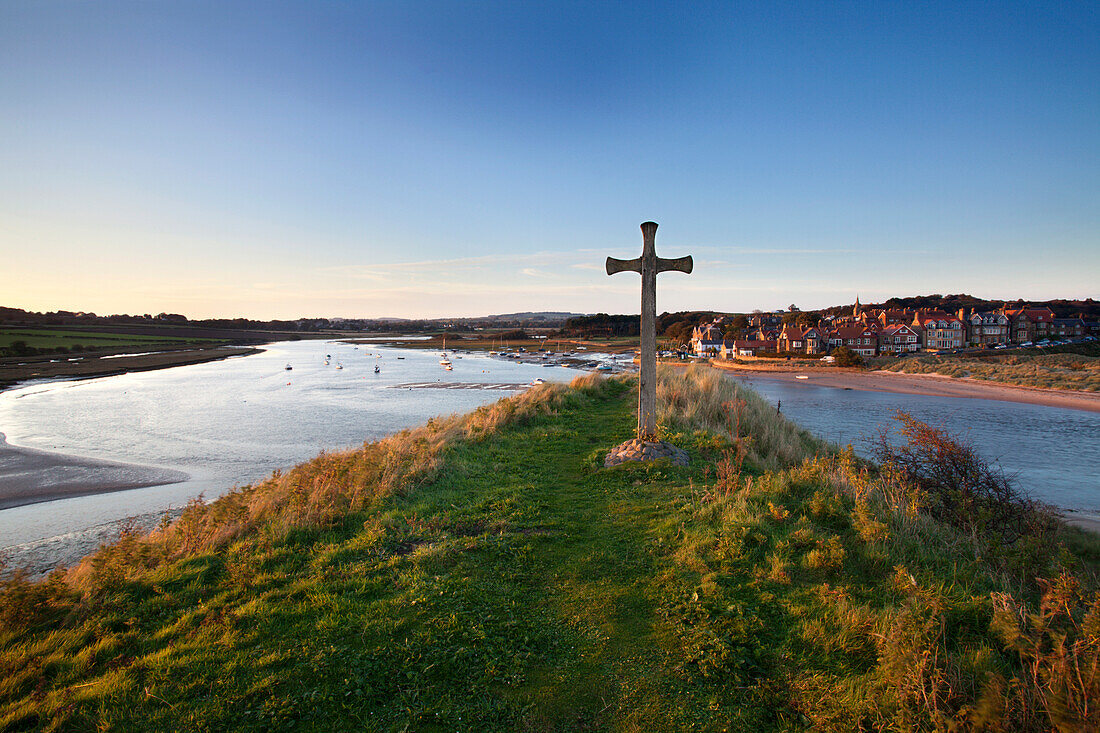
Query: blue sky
2 1 1097 319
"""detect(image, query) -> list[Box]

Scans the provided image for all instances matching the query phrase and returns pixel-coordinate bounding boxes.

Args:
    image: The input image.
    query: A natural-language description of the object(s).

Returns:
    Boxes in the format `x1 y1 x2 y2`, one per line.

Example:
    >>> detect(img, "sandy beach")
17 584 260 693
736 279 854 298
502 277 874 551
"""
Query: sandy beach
711 362 1100 413
0 432 188 511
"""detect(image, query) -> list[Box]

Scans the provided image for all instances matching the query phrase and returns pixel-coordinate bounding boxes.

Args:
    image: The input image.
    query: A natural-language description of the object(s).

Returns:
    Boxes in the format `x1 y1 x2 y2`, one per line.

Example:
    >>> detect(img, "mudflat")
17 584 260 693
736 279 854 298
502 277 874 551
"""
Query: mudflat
0 433 188 511
712 362 1100 413
0 345 261 390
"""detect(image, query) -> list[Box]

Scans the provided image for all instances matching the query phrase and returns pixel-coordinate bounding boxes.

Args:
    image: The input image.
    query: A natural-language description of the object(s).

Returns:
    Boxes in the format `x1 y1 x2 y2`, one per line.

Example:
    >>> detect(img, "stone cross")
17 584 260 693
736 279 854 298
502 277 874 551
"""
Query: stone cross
606 221 693 441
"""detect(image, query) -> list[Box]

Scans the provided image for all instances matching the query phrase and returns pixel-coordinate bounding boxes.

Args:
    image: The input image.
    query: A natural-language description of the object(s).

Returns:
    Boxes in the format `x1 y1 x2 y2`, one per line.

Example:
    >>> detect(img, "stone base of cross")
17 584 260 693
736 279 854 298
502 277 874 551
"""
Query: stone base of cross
603 221 692 467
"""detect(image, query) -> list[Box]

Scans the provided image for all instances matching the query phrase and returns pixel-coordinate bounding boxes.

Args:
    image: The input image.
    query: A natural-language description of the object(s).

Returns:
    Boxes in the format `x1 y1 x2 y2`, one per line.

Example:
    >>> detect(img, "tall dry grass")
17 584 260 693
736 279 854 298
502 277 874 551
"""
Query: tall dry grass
59 372 614 594
876 352 1100 391
656 364 826 469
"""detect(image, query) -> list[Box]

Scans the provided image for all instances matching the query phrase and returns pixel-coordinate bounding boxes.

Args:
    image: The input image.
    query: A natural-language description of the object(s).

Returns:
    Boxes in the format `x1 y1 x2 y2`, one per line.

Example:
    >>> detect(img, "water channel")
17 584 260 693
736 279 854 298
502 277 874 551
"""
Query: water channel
2 342 1097 551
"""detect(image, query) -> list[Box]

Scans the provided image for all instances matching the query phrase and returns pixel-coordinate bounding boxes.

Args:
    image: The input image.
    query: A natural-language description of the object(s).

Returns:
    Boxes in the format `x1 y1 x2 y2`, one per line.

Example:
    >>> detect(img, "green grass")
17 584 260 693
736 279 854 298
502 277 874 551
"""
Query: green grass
0 328 200 352
2 369 1098 730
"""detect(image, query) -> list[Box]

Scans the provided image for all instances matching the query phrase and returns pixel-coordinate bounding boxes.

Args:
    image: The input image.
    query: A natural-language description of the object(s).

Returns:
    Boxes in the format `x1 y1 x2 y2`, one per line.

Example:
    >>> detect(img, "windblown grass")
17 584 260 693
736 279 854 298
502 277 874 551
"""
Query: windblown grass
657 364 827 469
874 351 1100 392
62 371 617 593
2 367 1098 731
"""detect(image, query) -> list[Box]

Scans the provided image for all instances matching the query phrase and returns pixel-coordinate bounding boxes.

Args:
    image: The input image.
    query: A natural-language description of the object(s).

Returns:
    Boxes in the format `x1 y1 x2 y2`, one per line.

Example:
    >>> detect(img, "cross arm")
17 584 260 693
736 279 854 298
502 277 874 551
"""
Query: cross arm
606 256 642 275
656 255 693 274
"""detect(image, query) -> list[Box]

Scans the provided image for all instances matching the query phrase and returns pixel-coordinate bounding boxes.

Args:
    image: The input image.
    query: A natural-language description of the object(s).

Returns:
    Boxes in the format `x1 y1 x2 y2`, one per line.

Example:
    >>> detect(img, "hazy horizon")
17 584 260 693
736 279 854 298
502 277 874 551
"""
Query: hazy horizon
3 2 1098 320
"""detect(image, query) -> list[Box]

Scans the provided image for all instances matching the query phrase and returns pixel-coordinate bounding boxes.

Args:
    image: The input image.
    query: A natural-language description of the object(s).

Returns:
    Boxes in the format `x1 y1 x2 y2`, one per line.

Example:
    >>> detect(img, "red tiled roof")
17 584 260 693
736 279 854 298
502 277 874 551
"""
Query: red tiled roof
1025 308 1054 323
832 325 875 339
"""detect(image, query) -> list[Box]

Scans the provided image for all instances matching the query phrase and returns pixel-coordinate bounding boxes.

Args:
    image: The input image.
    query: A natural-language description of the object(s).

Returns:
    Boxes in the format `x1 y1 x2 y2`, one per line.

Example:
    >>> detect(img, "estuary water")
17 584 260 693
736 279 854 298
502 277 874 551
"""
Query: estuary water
2 344 1098 551
725 373 1100 516
0 340 581 547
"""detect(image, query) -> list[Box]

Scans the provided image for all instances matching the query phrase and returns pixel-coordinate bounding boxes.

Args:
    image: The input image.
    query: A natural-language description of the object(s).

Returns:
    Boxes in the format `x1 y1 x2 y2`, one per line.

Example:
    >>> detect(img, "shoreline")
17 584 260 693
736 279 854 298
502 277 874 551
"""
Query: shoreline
0 506 185 579
0 345 264 392
0 432 189 512
711 361 1100 413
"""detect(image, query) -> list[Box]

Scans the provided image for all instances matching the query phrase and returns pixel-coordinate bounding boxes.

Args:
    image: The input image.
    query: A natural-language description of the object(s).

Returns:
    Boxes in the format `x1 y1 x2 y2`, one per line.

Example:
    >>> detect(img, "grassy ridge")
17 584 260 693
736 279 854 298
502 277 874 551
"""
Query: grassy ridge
872 348 1100 392
2 368 1098 730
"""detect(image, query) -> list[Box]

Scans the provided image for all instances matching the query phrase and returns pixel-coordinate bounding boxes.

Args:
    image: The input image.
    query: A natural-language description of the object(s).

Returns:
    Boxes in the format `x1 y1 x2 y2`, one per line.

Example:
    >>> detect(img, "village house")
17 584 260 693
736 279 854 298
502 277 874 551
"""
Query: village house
689 322 724 357
721 339 777 358
1052 317 1085 339
778 324 823 354
1003 306 1055 343
877 323 920 354
960 310 1009 347
877 309 915 328
911 310 964 351
827 325 878 357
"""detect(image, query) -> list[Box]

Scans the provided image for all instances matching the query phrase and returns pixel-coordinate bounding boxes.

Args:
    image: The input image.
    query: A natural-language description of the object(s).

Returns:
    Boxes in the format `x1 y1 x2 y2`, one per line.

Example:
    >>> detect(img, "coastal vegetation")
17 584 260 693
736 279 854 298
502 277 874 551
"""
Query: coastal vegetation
1 368 1098 730
873 349 1100 392
0 329 201 358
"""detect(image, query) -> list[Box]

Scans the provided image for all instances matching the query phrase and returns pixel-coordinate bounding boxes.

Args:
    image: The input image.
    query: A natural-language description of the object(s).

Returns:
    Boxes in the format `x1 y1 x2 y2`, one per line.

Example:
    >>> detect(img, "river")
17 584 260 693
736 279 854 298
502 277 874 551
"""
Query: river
0 340 582 548
724 372 1100 516
2 344 1098 553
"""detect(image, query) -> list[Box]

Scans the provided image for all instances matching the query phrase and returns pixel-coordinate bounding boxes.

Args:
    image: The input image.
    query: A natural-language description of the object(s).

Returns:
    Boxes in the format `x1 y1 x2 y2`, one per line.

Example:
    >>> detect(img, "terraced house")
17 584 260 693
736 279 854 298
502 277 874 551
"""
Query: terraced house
912 310 964 350
961 310 1009 347
1052 317 1085 339
1004 306 1055 343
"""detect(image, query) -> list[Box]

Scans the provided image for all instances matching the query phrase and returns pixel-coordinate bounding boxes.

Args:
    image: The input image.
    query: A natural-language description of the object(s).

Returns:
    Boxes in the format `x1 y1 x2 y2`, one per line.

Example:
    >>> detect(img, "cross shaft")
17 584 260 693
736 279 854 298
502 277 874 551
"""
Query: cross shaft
606 221 693 441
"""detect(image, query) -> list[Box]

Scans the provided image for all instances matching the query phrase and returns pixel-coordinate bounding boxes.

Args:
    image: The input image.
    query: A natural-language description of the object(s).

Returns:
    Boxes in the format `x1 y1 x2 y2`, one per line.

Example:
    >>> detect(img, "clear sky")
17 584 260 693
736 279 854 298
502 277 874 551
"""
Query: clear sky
2 1 1097 319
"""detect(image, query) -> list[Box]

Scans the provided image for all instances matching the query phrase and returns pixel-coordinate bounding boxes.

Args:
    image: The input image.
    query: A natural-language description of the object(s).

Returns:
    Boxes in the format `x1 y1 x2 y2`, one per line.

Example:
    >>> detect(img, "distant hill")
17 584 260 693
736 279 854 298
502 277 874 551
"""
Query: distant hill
480 312 583 320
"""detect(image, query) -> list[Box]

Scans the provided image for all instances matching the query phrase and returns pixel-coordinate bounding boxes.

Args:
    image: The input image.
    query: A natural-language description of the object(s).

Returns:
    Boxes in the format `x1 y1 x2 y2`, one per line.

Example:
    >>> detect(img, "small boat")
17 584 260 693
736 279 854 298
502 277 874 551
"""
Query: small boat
795 375 809 380
531 378 545 385
596 365 613 372
324 360 330 365
440 358 452 366
374 365 380 374
285 364 293 371
396 356 405 360
336 363 343 370
444 364 453 371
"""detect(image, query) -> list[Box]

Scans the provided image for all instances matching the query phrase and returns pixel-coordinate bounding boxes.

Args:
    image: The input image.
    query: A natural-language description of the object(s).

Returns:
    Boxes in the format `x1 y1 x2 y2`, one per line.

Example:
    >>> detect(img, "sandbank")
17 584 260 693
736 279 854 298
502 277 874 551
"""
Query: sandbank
712 362 1100 413
0 432 188 511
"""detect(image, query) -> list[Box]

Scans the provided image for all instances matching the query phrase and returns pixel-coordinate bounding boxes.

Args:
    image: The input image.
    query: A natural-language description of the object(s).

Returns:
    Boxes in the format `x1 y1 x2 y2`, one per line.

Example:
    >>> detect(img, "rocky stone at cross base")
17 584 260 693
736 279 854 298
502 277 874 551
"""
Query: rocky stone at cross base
604 438 689 468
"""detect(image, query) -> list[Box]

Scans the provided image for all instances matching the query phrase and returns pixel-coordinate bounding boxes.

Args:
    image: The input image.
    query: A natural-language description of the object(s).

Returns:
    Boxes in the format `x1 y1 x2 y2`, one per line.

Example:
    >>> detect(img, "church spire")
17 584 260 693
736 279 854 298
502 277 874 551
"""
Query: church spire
853 295 861 318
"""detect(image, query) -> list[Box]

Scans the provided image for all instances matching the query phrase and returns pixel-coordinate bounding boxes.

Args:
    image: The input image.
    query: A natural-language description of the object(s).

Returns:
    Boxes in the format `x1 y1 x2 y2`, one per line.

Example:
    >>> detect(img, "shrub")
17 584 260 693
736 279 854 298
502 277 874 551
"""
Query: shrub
830 346 863 367
873 411 1055 550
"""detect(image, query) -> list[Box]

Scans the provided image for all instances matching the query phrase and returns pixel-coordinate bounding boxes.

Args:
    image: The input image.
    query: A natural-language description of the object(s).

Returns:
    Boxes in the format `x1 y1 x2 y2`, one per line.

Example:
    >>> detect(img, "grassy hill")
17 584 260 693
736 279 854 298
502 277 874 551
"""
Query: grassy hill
2 368 1098 731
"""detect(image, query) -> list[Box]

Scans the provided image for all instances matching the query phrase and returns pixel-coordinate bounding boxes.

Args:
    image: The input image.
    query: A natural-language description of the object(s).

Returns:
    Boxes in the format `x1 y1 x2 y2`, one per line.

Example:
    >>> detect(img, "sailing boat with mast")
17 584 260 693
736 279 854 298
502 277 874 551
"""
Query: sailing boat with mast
439 334 452 367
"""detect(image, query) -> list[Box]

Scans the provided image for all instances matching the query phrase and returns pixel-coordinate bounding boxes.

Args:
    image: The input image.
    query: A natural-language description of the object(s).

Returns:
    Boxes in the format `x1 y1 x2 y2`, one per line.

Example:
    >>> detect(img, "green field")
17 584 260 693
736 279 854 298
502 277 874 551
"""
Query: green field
2 368 1097 730
0 328 204 353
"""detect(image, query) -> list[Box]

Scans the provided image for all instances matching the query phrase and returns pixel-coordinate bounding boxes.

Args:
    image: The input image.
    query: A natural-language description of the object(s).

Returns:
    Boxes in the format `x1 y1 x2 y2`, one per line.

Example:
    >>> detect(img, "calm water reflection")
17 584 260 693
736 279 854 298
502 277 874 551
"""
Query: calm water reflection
725 373 1100 514
0 340 581 546
3 347 1098 548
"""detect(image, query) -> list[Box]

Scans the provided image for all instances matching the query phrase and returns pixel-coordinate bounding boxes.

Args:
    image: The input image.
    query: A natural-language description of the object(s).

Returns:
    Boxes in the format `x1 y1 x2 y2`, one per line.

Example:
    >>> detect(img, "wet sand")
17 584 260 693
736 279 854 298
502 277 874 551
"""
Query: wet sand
0 507 184 578
0 432 188 511
712 363 1100 413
